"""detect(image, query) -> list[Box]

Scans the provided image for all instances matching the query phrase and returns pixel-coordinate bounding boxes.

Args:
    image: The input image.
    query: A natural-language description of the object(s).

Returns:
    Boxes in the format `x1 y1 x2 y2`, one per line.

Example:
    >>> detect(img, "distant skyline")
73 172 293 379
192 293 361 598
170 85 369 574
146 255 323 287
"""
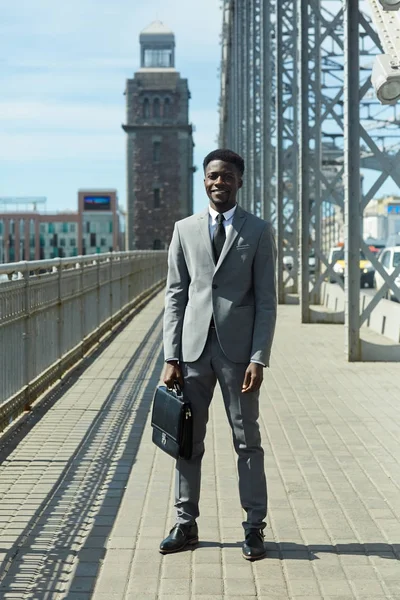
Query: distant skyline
1 0 222 215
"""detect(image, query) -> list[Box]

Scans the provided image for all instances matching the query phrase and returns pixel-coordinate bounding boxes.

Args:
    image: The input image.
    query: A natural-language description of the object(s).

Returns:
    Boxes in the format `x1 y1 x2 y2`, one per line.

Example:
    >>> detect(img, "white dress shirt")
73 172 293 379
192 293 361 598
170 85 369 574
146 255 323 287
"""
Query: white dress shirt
208 204 237 240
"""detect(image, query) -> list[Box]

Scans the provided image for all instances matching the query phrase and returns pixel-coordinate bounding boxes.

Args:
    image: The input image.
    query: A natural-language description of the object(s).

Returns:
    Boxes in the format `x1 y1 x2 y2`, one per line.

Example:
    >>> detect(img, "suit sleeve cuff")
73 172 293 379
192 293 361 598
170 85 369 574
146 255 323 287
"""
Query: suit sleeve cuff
165 358 179 363
251 360 266 367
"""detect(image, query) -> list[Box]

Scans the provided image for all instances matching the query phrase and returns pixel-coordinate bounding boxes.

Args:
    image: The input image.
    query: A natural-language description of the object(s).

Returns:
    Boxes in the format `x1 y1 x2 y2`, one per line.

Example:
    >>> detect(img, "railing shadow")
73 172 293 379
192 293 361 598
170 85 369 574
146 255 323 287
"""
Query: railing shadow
0 309 164 598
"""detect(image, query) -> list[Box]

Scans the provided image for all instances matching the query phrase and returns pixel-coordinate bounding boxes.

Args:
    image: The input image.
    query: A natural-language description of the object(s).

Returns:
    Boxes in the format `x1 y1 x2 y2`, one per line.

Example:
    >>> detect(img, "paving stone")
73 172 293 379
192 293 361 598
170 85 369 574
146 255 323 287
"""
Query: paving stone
1 298 400 600
158 578 190 595
192 577 223 595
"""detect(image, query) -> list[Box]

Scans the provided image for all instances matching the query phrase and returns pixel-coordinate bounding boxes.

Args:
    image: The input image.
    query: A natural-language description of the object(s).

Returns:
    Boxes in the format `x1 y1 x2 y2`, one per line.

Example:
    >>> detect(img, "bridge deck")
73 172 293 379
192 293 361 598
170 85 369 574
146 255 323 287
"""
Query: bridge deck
0 291 399 600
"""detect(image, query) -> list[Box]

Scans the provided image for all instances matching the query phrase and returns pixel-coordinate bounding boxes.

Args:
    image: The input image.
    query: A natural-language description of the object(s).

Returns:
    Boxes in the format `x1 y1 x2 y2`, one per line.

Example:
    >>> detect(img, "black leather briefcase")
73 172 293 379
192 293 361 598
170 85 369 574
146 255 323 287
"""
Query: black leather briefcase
151 384 193 460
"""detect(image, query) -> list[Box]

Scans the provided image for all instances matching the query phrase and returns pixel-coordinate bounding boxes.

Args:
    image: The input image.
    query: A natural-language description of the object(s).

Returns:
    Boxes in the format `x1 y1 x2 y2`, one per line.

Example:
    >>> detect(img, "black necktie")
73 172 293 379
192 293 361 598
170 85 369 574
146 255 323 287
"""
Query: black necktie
212 213 226 263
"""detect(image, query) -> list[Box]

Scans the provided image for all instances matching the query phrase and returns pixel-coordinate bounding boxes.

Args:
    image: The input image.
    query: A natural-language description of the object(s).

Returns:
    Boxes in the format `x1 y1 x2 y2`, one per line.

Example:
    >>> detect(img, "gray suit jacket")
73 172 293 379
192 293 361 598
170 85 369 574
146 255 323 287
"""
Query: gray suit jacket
163 205 277 366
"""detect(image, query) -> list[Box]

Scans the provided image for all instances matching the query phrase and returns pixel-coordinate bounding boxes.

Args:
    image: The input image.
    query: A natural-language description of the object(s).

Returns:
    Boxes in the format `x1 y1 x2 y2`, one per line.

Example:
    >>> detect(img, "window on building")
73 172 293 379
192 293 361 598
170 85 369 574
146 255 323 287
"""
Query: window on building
48 223 54 234
86 222 90 233
60 238 66 247
90 233 96 247
164 98 171 117
62 222 68 233
109 222 113 233
153 239 162 250
153 188 160 208
40 223 46 234
153 140 161 162
153 98 160 118
100 238 107 246
70 238 76 246
143 98 150 118
70 223 76 232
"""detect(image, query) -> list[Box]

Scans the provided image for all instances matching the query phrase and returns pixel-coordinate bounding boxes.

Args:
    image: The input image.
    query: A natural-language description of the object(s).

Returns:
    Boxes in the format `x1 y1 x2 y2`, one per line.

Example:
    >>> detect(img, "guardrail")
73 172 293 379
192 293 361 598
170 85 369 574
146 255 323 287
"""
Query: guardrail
0 251 167 432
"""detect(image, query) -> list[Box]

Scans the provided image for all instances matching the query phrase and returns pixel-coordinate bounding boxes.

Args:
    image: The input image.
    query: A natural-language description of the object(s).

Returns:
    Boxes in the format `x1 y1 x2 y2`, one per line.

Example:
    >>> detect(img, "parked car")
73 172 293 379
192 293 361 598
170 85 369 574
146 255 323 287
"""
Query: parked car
373 246 400 301
283 252 315 274
283 255 294 271
329 247 375 287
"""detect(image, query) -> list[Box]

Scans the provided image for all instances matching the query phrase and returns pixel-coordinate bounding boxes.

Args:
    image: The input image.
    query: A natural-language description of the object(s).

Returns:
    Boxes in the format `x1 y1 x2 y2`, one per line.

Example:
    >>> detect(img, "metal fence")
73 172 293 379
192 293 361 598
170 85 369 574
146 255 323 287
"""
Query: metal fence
0 251 167 432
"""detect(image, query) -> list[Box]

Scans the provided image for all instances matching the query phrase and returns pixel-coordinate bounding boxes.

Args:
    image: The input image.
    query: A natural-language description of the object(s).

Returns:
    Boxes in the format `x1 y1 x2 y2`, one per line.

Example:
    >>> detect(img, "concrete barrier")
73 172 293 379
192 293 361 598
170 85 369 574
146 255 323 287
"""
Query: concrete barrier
317 282 400 343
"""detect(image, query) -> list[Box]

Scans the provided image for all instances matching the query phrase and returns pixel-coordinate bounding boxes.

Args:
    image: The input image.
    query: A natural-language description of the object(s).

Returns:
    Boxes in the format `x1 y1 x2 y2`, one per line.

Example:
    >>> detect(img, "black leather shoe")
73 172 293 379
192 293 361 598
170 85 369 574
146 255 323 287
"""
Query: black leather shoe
242 528 266 560
159 522 199 554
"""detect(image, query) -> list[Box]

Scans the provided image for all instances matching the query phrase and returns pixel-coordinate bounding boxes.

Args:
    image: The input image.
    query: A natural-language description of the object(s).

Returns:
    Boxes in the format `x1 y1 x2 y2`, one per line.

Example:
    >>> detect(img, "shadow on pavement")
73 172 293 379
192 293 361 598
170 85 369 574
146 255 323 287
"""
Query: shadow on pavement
0 310 164 599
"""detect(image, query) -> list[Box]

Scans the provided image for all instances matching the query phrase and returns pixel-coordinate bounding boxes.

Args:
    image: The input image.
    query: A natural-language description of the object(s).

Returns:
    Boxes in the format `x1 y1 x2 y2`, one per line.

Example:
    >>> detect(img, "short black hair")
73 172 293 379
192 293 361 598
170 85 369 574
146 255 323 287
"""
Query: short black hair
203 148 245 176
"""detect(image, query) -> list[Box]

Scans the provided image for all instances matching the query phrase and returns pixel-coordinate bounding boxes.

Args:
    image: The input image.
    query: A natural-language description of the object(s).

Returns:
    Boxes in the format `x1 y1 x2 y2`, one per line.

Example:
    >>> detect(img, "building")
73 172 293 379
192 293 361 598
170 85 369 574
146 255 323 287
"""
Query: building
363 195 400 245
123 21 194 250
78 190 120 256
0 190 121 263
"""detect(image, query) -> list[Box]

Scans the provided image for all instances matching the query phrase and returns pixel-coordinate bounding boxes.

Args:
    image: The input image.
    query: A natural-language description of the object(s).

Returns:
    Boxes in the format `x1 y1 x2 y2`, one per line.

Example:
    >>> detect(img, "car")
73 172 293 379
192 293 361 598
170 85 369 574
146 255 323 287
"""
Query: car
283 255 294 271
329 247 375 287
373 246 400 301
283 252 315 274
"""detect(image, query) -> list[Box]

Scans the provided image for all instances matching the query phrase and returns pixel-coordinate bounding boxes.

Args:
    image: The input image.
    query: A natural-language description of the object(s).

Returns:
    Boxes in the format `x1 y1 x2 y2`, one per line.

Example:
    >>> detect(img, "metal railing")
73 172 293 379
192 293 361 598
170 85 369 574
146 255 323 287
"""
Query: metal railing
0 251 167 432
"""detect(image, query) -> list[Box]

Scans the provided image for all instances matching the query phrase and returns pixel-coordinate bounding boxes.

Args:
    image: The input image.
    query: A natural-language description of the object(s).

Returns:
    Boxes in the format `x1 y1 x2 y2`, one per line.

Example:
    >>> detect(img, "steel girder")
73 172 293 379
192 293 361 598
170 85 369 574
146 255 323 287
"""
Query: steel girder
219 0 400 360
219 1 275 221
276 0 299 301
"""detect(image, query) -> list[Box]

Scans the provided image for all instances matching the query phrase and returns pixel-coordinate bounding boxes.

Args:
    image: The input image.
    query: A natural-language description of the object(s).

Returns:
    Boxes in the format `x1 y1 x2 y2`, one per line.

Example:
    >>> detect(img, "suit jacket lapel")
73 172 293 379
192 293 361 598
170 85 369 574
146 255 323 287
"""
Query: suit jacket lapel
215 205 247 273
197 209 215 264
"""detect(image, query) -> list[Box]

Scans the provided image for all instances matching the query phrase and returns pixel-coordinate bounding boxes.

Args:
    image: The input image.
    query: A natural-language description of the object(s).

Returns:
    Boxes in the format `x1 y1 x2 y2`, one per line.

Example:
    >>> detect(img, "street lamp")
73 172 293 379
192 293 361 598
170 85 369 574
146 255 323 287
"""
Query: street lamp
372 54 400 104
378 0 400 9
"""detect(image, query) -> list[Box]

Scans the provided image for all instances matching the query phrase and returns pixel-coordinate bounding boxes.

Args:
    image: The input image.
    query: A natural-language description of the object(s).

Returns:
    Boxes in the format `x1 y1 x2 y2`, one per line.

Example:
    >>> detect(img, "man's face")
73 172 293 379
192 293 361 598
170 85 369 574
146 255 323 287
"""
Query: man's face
204 160 242 212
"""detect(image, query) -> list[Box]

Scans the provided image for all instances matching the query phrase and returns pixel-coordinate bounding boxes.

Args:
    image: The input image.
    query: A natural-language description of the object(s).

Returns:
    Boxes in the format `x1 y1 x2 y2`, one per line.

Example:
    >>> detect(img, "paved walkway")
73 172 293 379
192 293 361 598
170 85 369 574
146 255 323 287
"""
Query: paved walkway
0 291 400 600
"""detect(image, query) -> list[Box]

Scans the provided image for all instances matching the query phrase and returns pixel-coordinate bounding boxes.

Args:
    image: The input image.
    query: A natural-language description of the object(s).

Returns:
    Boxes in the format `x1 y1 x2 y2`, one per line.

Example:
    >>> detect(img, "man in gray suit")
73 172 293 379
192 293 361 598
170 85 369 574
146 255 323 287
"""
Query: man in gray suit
160 149 277 560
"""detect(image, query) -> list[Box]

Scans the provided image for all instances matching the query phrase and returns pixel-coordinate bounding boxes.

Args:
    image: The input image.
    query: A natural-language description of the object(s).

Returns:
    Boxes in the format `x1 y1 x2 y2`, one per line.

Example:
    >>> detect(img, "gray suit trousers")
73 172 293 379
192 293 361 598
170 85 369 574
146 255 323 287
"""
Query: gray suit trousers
175 328 267 531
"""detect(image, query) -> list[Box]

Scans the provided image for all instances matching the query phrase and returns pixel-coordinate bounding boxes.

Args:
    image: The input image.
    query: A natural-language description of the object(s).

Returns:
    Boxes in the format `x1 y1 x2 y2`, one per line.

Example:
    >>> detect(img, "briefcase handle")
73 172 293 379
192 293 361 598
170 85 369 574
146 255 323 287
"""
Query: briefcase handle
169 381 183 396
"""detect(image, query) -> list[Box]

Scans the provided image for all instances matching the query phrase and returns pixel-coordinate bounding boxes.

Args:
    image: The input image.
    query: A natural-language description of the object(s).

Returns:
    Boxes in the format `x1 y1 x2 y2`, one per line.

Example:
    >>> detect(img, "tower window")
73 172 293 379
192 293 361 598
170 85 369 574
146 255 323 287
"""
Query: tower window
153 98 160 118
144 48 172 68
164 98 171 117
153 141 161 162
153 188 160 208
153 239 162 250
143 98 150 118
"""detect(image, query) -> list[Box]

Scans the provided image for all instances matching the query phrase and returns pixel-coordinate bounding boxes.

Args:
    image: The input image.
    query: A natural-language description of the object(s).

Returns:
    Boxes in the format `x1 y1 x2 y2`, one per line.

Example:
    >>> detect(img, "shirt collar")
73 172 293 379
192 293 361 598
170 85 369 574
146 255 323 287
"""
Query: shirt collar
208 204 237 223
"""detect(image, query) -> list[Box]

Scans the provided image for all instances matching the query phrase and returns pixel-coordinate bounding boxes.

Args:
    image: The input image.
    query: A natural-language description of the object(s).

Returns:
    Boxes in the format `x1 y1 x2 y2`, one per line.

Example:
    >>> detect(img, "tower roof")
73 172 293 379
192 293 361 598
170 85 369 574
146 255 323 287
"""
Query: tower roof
140 20 174 40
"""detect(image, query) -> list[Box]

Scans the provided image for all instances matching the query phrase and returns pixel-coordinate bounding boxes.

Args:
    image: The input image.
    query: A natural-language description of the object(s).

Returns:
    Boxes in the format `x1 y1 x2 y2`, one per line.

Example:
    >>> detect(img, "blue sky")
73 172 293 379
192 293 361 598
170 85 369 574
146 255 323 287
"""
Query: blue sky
1 0 222 214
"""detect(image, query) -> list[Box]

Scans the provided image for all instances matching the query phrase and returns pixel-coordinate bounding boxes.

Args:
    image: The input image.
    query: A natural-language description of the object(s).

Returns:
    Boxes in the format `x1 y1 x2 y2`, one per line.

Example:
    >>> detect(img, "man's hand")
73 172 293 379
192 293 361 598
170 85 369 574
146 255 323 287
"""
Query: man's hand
163 360 184 389
242 363 264 393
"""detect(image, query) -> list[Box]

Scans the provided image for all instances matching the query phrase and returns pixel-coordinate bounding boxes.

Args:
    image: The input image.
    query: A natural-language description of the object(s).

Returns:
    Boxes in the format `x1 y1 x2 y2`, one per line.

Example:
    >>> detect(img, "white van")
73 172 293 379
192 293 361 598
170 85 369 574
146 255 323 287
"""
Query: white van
374 246 400 301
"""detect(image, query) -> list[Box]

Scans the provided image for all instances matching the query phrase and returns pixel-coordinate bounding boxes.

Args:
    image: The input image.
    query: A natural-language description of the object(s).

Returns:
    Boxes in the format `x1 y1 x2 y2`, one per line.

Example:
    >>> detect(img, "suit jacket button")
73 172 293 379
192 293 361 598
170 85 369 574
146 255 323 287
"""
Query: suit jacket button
212 284 218 289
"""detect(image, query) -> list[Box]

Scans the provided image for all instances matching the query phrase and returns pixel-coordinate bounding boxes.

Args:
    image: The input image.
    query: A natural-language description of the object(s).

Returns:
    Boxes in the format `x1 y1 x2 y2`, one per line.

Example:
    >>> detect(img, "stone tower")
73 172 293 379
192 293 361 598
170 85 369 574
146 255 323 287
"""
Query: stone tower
123 21 194 250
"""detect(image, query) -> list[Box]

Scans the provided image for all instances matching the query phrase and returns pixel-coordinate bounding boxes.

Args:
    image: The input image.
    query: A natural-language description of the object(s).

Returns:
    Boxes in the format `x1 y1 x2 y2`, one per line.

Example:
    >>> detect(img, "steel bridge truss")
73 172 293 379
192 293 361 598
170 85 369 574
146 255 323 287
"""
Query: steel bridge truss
220 0 400 360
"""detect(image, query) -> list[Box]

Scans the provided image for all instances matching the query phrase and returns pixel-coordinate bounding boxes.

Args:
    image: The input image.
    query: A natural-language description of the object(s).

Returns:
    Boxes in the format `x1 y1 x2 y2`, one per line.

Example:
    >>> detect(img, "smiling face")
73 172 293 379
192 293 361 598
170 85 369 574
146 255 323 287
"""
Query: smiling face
204 159 243 212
